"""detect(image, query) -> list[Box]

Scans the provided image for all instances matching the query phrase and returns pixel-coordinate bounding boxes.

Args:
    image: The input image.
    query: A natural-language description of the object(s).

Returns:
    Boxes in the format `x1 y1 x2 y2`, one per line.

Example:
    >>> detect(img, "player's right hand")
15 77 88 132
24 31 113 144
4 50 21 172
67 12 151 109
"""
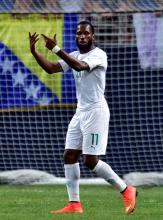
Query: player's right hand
41 34 57 51
29 32 39 54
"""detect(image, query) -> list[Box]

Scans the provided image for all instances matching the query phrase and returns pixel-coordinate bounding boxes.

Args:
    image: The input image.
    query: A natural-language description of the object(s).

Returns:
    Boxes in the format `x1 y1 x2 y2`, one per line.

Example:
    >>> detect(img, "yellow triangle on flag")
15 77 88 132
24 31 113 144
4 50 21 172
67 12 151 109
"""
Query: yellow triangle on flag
0 14 63 101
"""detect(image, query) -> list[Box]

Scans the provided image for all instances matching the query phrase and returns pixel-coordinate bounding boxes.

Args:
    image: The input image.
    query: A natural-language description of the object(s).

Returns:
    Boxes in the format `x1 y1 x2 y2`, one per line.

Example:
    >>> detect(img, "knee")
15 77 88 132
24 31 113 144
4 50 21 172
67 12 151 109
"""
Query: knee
63 149 81 164
83 155 99 170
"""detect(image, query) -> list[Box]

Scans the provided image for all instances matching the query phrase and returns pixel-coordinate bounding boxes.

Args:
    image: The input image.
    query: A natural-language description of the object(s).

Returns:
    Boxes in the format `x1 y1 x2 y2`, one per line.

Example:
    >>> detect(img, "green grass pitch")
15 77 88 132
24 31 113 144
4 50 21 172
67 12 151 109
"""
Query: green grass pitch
0 185 163 220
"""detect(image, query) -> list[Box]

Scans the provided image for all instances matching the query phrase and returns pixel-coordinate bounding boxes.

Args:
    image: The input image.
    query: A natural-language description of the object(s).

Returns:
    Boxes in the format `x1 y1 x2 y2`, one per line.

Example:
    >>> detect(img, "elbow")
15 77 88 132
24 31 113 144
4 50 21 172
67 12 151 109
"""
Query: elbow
46 66 56 74
46 69 54 74
73 65 83 72
73 62 89 72
74 67 81 72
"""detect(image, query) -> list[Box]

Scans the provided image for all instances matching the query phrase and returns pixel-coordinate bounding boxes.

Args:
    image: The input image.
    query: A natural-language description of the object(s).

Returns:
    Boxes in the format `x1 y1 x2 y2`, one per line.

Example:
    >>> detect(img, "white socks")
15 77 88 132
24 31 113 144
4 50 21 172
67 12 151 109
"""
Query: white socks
64 160 126 202
64 163 80 201
93 160 127 192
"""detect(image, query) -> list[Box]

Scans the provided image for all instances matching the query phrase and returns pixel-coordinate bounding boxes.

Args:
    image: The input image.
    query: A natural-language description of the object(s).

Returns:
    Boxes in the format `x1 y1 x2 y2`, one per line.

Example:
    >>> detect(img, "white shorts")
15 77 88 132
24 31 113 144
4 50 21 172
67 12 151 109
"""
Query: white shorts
65 103 110 155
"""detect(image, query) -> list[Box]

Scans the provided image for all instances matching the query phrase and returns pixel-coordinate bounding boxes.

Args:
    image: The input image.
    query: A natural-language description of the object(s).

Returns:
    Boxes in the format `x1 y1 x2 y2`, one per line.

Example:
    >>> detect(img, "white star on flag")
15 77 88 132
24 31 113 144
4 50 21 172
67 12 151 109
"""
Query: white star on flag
1 57 15 74
12 70 27 87
37 94 53 105
24 82 41 100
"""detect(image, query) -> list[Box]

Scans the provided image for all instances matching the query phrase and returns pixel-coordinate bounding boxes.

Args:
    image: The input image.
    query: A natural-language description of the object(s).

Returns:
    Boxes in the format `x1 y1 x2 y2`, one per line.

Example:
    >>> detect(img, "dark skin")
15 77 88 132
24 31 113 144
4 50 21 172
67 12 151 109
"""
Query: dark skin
29 24 99 169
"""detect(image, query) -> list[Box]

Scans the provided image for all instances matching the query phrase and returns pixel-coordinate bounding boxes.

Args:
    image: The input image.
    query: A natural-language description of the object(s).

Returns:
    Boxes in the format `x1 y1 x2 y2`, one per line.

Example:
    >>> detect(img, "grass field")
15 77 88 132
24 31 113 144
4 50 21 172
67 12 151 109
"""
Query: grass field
0 184 163 220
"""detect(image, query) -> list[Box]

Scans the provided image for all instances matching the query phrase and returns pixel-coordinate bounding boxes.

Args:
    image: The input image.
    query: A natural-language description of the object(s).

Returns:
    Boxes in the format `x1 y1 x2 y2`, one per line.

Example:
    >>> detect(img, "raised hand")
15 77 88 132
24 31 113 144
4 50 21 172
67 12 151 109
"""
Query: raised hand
41 33 57 51
29 32 39 54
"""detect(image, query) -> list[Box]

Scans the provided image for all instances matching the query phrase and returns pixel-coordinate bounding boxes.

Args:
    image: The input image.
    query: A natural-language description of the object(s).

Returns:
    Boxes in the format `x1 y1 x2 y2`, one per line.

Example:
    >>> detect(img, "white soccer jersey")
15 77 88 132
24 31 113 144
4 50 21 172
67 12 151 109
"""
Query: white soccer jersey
58 47 107 110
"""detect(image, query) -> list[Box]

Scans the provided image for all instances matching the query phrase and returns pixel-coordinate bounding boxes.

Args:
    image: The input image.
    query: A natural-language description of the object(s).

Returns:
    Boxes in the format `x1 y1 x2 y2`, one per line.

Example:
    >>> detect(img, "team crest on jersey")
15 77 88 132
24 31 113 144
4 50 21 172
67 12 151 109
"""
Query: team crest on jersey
76 71 83 79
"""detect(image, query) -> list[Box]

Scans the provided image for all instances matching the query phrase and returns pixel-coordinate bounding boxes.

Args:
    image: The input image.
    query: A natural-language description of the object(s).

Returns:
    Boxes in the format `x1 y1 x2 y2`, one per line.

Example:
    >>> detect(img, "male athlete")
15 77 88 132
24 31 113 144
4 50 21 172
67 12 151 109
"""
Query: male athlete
29 20 137 214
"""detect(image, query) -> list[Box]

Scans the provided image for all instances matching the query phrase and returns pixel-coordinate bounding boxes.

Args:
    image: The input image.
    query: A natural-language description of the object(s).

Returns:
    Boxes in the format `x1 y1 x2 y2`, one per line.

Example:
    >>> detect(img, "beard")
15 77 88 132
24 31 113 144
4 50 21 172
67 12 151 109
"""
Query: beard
76 40 93 51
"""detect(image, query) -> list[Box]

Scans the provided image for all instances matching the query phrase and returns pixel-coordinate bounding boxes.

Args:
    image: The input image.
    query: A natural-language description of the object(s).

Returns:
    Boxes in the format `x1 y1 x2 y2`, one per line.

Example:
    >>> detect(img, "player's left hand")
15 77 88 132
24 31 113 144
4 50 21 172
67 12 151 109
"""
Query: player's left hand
41 34 57 51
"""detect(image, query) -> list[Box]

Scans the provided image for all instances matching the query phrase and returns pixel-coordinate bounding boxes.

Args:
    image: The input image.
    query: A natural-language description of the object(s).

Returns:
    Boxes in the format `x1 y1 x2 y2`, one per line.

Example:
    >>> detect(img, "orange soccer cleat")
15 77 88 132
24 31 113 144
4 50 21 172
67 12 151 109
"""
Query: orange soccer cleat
51 201 83 214
122 186 138 214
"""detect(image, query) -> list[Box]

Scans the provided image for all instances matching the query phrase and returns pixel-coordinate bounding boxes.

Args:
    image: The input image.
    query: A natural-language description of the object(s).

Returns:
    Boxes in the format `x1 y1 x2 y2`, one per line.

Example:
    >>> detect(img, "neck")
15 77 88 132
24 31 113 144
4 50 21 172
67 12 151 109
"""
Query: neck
79 45 96 54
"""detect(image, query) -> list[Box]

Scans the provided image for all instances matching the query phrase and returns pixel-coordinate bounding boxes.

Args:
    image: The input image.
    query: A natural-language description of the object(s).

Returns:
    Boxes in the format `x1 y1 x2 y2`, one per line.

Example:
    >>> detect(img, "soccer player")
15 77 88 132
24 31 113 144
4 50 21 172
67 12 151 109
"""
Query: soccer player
29 20 137 214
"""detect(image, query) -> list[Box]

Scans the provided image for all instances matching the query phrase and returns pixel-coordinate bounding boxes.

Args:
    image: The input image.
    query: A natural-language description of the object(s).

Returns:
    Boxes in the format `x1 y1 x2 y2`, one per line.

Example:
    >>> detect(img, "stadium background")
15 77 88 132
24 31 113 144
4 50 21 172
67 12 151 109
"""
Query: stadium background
0 0 163 179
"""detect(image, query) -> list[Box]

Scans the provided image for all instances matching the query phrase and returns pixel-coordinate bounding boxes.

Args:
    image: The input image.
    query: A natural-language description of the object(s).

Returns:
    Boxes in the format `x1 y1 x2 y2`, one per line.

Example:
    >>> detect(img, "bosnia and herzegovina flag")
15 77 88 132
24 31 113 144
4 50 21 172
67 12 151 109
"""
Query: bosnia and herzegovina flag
0 13 78 110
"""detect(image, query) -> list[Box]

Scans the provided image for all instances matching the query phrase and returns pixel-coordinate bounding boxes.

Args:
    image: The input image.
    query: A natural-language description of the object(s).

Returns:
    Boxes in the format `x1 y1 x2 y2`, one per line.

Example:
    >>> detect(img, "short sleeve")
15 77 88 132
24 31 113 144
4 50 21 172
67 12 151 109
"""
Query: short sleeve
58 59 70 72
58 51 79 72
82 49 107 71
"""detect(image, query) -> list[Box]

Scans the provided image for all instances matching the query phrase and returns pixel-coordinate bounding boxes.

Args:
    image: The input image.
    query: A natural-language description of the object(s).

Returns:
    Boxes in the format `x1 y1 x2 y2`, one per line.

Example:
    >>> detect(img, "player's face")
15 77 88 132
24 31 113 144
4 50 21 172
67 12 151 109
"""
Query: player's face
76 24 95 52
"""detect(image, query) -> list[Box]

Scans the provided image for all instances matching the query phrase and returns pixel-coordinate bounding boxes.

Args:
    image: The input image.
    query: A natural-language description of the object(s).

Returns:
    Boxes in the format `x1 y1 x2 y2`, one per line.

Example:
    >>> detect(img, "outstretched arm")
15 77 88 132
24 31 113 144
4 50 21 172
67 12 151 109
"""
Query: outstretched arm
41 34 90 72
29 32 62 74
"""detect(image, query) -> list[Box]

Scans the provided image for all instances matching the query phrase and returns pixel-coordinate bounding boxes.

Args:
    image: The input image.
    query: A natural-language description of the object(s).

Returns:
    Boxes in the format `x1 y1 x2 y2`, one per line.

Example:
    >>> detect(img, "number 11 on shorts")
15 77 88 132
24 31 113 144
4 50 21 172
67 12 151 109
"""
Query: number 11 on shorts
91 133 99 149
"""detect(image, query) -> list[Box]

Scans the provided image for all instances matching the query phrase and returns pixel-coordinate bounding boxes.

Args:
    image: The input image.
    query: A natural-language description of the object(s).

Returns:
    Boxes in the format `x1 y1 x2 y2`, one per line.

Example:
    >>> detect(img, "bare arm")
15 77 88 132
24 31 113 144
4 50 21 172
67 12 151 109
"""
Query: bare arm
57 49 89 72
41 34 90 72
29 32 62 74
